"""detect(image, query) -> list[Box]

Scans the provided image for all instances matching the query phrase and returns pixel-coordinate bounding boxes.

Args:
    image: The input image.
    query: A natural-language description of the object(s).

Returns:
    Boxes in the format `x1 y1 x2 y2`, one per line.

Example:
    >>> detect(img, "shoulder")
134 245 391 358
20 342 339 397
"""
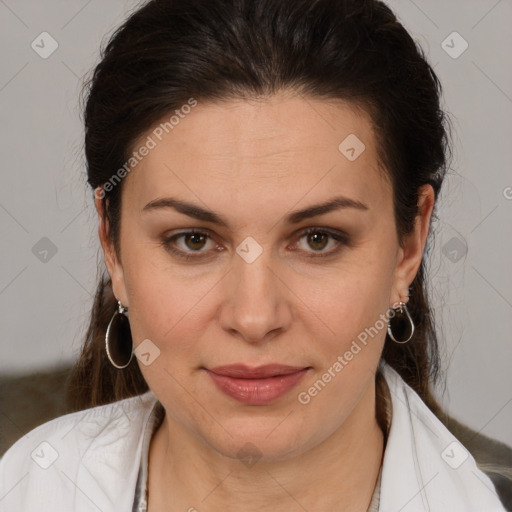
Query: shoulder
0 391 157 512
380 363 507 512
0 391 156 463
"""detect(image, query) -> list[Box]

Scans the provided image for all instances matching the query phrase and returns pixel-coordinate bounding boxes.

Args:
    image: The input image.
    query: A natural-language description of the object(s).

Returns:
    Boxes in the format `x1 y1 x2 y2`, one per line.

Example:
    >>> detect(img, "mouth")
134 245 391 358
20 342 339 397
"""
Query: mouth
204 364 311 405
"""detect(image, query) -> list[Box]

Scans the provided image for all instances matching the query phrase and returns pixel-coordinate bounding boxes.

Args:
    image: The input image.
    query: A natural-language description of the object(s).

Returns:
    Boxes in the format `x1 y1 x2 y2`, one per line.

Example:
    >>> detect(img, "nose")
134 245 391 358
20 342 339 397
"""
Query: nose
218 249 293 344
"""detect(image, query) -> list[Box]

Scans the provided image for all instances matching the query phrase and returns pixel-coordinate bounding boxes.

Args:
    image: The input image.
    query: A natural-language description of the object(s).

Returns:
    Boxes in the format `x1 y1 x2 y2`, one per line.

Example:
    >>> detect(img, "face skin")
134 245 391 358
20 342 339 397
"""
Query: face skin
96 90 434 511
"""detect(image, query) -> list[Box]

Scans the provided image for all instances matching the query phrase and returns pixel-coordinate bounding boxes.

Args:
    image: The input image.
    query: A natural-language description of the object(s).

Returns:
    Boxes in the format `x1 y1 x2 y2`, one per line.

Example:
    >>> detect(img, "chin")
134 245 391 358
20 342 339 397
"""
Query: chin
215 437 303 465
201 418 312 464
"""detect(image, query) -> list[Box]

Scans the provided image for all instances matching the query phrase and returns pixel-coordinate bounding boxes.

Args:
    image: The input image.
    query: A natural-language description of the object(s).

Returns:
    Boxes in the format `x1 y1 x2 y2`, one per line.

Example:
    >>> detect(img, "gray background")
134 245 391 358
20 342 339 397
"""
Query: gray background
1 0 511 446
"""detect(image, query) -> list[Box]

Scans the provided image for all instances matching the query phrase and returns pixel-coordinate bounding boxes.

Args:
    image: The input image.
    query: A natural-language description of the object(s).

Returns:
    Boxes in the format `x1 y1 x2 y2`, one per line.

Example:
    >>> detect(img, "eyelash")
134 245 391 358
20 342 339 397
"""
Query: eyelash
160 227 350 261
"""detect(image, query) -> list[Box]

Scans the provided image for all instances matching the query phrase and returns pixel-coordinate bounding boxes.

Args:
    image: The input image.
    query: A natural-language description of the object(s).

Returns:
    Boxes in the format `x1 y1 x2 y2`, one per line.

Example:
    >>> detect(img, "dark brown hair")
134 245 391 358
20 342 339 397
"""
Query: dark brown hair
69 0 452 414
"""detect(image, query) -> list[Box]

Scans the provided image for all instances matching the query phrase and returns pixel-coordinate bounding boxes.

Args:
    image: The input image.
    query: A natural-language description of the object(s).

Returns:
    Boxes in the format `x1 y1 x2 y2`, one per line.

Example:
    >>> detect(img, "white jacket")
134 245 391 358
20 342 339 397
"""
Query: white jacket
0 364 506 511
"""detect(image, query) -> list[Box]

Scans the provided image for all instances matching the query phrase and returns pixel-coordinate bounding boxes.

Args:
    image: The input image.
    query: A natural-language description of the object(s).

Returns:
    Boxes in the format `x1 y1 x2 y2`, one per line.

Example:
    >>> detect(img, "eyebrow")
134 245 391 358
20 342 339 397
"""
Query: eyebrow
141 195 369 227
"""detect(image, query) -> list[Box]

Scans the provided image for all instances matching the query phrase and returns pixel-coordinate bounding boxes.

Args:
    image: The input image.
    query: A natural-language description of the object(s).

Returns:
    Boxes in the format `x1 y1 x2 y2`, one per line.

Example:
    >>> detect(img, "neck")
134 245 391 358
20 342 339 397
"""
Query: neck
147 383 384 512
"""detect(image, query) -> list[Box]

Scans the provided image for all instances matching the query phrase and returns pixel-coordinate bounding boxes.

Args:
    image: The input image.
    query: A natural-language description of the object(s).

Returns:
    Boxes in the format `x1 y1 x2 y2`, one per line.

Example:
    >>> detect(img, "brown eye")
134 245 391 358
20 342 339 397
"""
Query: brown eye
306 232 329 251
161 230 217 260
184 232 208 250
294 228 349 258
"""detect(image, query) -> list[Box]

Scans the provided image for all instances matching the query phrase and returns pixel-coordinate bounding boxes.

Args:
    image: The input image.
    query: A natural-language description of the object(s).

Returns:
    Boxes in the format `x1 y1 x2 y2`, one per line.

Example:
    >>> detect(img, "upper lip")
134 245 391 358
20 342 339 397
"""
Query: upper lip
207 364 308 379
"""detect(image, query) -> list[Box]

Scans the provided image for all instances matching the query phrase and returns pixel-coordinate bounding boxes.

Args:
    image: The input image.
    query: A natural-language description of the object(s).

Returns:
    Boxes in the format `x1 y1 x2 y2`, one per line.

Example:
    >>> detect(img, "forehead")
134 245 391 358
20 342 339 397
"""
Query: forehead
123 93 391 218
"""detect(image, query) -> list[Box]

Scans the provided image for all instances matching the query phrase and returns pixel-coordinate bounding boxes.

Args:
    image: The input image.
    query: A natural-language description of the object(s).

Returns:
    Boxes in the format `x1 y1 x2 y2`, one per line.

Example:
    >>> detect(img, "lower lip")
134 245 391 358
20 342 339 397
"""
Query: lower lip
205 369 309 405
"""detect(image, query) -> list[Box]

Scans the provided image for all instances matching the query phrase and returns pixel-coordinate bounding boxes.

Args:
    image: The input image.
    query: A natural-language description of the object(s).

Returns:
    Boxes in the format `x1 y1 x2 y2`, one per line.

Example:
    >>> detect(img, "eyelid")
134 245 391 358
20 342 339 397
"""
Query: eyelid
290 227 349 258
161 229 219 261
161 226 349 260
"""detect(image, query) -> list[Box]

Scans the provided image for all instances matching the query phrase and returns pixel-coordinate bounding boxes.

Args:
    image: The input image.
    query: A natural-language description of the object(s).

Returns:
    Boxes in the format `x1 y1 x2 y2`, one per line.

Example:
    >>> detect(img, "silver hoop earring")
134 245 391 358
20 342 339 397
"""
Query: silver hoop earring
105 300 133 369
387 301 415 344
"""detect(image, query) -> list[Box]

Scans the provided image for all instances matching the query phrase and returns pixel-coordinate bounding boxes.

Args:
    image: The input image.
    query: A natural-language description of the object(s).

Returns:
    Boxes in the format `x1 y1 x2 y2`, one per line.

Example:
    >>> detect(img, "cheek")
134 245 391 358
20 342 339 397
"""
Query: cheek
293 260 392 422
303 247 394 355
118 238 207 347
124 265 217 353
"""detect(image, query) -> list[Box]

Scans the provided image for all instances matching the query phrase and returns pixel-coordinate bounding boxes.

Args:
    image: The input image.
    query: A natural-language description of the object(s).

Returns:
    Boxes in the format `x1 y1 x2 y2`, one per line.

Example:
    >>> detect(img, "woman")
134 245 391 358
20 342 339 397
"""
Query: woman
0 0 509 510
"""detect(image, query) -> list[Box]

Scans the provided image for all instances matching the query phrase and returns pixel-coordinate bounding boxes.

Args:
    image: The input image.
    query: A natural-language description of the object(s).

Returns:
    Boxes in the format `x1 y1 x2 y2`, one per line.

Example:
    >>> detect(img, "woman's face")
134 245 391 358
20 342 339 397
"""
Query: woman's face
98 92 432 461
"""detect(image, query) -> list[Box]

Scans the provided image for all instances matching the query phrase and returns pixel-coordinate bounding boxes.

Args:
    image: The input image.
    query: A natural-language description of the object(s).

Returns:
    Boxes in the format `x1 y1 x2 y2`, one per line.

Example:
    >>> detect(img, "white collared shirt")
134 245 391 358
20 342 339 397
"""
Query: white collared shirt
0 363 506 511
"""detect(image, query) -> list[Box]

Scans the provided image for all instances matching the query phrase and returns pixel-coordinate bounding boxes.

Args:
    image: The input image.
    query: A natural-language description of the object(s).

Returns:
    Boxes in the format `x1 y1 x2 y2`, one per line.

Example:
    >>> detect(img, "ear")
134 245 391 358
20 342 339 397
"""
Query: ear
390 184 435 306
94 189 128 306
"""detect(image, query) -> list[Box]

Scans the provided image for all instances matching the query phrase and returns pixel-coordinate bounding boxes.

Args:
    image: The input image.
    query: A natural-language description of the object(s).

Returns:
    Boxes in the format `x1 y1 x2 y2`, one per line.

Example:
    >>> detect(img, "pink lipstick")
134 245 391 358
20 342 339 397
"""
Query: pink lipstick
205 364 309 405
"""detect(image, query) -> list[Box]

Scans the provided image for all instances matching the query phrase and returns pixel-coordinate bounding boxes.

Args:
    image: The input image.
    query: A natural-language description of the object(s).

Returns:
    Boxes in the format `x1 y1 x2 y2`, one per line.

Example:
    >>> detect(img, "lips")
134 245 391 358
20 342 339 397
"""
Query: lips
209 364 307 379
205 364 310 405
